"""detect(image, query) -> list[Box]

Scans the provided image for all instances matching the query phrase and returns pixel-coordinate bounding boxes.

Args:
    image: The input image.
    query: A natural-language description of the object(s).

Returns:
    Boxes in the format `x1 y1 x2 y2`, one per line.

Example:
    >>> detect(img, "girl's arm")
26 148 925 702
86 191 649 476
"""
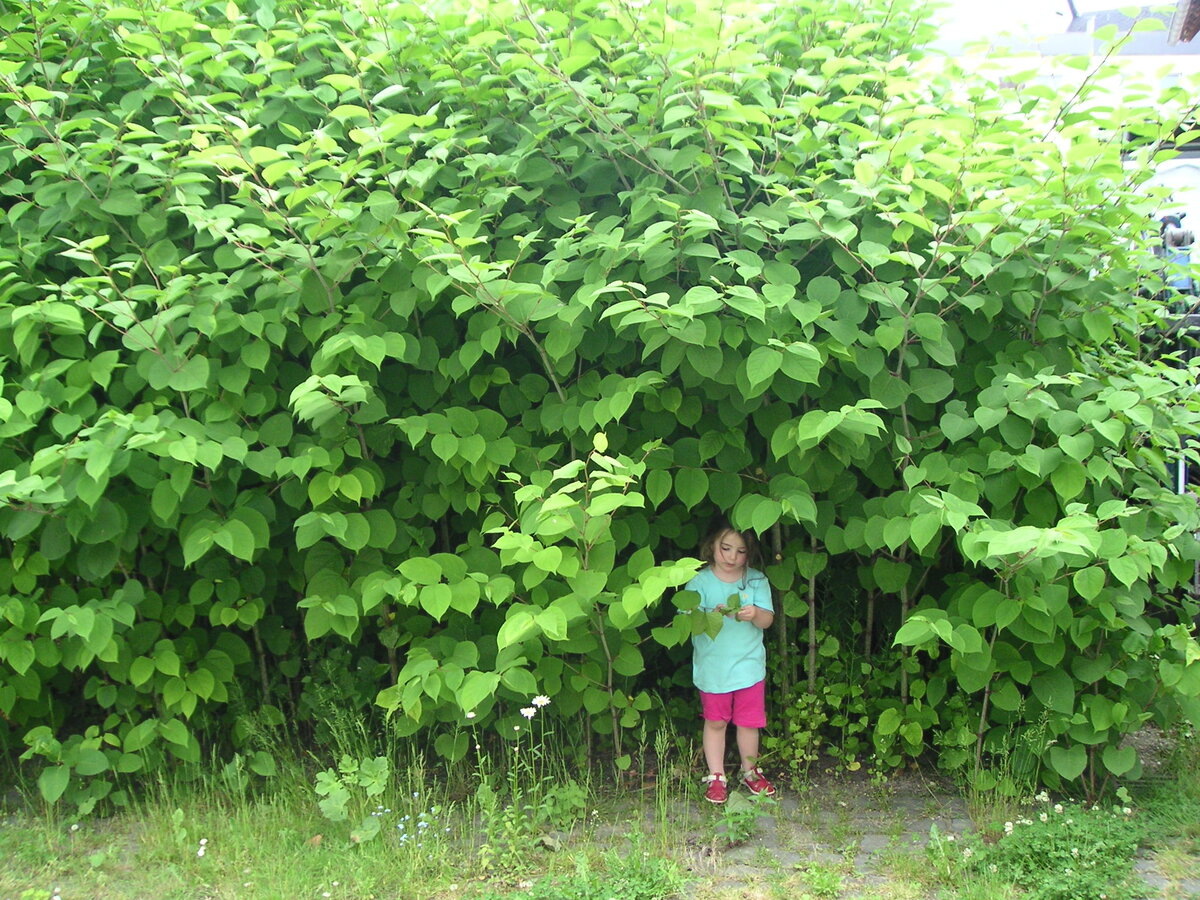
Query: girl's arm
735 604 774 629
734 571 774 629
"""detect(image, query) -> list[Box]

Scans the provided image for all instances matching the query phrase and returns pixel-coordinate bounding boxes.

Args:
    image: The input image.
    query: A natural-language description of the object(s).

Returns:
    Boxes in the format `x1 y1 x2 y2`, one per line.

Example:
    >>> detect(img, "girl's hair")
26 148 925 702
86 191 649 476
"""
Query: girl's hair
698 516 760 568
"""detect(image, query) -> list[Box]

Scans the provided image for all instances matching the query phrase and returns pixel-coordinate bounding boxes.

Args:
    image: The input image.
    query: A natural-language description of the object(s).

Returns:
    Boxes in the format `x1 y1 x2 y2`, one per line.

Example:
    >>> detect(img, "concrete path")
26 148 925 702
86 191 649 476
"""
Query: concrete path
659 772 1200 900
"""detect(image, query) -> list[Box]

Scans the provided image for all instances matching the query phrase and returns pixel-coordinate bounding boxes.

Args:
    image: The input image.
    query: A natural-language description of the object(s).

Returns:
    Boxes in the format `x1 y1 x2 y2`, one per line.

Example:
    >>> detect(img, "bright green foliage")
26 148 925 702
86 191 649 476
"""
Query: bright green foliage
313 754 390 843
931 800 1144 900
1 0 1199 807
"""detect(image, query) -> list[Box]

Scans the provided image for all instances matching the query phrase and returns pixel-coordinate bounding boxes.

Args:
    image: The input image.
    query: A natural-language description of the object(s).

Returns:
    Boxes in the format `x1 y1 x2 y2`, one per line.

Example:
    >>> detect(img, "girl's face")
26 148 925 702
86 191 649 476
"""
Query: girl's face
711 529 748 578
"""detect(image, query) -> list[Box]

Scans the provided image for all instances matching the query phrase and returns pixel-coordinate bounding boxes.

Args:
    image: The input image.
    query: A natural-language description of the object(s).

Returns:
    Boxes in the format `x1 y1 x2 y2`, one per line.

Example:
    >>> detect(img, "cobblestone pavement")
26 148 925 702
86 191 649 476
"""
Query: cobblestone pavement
659 772 1200 900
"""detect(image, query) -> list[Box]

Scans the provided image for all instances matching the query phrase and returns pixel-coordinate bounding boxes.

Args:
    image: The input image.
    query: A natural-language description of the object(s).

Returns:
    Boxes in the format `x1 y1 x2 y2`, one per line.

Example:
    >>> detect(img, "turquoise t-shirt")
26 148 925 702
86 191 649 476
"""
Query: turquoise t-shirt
687 566 773 694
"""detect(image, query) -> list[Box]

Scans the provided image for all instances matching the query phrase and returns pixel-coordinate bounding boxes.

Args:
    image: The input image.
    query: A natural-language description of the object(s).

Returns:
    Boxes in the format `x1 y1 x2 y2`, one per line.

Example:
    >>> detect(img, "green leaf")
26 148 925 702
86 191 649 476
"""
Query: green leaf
909 513 940 554
1058 432 1094 461
159 719 190 747
1031 670 1074 715
873 558 911 593
117 752 144 774
1108 557 1139 588
745 346 781 390
38 766 70 804
646 469 671 507
910 369 954 403
249 750 277 777
501 666 537 695
940 412 976 443
806 276 841 305
537 606 568 641
400 557 442 585
420 583 452 620
213 520 257 561
181 523 216 567
1101 744 1137 776
73 748 109 776
431 433 457 462
168 356 211 392
304 606 335 640
894 618 933 645
974 406 1007 431
100 190 143 216
674 468 708 510
1073 566 1106 601
1093 419 1125 446
751 498 782 534
497 611 537 649
1049 460 1086 501
780 342 822 384
458 671 500 713
876 707 901 735
1047 744 1087 781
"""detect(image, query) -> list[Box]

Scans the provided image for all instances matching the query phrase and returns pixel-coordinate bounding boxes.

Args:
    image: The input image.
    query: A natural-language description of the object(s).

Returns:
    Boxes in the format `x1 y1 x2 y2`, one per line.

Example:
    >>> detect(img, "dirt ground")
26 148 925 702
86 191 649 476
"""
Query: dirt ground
606 752 1200 900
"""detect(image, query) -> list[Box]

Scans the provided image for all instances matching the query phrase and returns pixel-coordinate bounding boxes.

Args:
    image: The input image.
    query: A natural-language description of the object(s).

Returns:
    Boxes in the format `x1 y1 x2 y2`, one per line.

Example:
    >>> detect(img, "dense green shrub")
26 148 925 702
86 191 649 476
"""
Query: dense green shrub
1 0 1199 810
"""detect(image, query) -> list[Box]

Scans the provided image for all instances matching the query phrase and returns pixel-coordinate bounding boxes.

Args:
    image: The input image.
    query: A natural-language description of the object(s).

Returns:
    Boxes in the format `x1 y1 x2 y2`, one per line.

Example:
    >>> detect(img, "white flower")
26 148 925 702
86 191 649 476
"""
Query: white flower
1054 804 1063 814
532 695 551 707
962 847 973 859
466 711 476 719
1036 790 1050 803
514 725 520 731
520 707 536 719
70 824 79 832
1123 807 1132 816
946 834 956 842
1040 813 1048 822
1004 821 1014 834
1071 847 1079 857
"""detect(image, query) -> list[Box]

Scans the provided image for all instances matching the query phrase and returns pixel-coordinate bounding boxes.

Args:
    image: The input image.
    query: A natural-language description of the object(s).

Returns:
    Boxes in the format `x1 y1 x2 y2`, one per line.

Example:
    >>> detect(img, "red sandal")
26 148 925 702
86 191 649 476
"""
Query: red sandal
703 773 728 804
742 767 776 796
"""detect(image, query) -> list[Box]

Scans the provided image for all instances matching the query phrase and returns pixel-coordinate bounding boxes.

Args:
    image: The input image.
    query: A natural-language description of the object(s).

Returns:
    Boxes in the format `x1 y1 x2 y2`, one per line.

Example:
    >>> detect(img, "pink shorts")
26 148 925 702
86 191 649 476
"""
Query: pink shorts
699 680 766 728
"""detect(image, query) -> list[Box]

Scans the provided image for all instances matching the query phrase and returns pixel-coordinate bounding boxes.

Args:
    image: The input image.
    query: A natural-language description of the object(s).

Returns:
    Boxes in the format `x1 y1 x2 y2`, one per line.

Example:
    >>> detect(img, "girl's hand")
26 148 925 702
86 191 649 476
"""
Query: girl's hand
735 604 757 622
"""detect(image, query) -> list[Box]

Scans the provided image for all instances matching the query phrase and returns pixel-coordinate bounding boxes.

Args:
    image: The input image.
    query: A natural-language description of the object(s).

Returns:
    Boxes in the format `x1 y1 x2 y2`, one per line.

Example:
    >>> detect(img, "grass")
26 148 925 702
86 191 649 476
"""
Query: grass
1 727 1199 900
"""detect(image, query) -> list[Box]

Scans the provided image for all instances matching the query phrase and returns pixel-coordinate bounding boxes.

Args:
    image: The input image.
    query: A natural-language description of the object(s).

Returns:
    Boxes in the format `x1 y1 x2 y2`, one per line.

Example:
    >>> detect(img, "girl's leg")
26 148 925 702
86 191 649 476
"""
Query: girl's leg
703 719 728 774
736 725 760 773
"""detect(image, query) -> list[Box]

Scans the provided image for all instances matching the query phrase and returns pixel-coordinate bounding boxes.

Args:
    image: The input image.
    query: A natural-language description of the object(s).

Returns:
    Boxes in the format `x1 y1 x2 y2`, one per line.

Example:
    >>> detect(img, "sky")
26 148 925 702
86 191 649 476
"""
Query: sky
933 0 1177 43
935 0 1070 42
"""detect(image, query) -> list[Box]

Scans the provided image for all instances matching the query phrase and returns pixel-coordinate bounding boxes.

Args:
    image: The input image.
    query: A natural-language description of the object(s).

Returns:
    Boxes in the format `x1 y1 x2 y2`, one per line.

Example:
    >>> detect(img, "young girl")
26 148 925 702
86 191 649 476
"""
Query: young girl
687 517 776 803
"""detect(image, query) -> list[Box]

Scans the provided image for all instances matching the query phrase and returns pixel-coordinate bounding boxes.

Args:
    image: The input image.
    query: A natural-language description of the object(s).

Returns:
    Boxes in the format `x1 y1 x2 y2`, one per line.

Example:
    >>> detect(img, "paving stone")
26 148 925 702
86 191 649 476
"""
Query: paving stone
664 769 1200 900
